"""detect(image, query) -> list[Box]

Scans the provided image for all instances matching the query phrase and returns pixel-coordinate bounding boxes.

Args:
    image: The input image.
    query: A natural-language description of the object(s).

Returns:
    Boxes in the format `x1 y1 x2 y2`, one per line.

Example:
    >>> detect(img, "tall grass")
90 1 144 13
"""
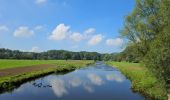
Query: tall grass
106 61 167 100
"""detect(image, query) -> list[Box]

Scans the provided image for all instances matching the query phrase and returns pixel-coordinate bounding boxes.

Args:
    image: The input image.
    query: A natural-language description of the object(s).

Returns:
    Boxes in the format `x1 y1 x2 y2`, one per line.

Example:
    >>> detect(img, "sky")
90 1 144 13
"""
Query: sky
0 0 135 53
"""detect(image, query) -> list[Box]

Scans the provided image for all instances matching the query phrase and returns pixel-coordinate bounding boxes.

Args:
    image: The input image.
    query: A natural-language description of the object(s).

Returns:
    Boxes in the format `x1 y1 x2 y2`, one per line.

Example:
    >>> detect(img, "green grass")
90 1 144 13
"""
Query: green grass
0 60 94 92
106 61 167 100
0 59 92 69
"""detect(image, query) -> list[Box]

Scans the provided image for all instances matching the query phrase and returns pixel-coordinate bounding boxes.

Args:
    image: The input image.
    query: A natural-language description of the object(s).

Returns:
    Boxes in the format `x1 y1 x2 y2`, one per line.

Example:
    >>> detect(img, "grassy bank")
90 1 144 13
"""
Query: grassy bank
106 61 167 100
0 60 94 92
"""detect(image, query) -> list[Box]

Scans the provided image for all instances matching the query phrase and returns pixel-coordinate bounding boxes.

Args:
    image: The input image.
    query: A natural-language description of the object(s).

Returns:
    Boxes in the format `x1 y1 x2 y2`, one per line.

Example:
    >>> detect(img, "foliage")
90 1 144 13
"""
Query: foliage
0 48 102 60
143 1 170 89
120 0 170 93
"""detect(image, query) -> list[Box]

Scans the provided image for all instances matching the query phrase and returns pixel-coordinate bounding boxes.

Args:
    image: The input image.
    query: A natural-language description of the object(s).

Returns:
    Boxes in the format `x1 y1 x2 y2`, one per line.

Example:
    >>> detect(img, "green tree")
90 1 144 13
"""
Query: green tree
121 0 170 92
143 0 170 90
121 0 160 57
63 52 71 60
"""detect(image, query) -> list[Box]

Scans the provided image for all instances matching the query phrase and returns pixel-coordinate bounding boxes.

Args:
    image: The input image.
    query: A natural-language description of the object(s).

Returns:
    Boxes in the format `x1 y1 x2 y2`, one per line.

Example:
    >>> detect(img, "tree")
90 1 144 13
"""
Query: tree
121 0 160 57
63 52 71 60
143 0 170 86
121 0 170 91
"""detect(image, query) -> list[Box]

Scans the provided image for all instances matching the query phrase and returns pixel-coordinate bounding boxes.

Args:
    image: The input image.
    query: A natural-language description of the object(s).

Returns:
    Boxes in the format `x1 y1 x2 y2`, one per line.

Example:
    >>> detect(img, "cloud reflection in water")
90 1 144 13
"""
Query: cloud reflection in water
50 78 68 98
48 71 124 98
87 73 104 86
106 72 125 83
69 77 82 87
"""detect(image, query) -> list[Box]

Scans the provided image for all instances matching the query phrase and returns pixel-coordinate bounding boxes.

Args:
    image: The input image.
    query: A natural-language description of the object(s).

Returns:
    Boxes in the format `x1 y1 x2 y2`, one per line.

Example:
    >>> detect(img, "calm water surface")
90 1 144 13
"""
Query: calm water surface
0 62 144 100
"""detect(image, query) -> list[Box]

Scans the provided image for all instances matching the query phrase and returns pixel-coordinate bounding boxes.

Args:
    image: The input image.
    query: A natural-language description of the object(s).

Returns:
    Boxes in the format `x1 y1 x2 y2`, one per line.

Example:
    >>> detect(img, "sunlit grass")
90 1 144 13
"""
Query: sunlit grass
0 60 93 69
106 61 167 100
0 60 94 92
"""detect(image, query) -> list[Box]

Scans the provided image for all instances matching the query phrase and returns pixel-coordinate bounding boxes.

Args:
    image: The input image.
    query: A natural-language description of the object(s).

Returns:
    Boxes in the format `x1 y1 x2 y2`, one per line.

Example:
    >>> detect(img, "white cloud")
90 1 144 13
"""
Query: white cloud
106 38 123 47
83 28 95 39
13 26 34 38
34 25 43 30
88 34 103 45
0 25 9 33
30 46 41 53
49 24 70 41
48 24 105 45
84 28 95 34
70 32 83 42
35 0 47 5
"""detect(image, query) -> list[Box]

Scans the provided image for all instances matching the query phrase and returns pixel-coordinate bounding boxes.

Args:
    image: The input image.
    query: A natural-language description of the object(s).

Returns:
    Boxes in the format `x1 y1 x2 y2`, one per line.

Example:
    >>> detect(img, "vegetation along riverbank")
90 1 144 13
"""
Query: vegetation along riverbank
0 60 94 92
106 61 168 100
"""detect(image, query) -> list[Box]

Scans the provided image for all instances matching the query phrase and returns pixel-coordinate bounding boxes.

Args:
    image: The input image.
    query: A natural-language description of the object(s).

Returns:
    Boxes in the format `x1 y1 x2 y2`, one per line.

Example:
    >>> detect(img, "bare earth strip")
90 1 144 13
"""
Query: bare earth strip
0 64 55 77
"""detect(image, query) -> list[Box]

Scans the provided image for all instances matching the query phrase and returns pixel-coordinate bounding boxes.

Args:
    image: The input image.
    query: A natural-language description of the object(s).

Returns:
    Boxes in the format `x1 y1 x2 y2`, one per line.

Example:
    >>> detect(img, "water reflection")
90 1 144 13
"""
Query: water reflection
30 67 127 98
0 62 144 100
106 72 125 83
87 73 104 86
69 77 82 87
50 78 68 97
31 72 126 98
49 74 104 97
83 83 94 93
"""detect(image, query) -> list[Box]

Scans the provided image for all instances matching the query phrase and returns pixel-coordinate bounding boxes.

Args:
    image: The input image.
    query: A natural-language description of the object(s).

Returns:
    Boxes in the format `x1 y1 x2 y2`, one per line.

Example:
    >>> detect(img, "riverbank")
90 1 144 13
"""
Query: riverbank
0 60 94 92
106 61 167 100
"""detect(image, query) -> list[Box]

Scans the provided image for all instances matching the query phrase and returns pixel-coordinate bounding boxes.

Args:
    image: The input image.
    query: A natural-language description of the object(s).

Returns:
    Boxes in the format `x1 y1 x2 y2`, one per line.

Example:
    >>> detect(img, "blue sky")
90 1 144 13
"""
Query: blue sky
0 0 135 53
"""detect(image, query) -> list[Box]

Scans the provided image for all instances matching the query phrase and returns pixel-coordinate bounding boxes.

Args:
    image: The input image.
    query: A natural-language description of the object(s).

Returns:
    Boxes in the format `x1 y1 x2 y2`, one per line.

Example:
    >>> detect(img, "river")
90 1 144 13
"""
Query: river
0 62 144 100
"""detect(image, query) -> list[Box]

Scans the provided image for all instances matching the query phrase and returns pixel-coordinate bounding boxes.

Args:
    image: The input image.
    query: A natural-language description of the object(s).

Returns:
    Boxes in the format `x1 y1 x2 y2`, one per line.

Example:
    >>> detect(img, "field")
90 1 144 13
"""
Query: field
0 60 93 69
106 61 167 100
0 60 94 92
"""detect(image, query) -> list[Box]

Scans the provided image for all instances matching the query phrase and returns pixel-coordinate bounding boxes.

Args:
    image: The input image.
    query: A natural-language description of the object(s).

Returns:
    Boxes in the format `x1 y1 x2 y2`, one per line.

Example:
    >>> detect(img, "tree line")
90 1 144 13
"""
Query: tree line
0 48 120 61
119 0 170 91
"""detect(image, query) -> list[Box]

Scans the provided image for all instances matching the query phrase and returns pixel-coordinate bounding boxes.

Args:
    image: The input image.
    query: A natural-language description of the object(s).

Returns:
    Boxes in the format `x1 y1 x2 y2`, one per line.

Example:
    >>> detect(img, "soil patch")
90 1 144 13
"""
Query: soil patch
0 64 55 77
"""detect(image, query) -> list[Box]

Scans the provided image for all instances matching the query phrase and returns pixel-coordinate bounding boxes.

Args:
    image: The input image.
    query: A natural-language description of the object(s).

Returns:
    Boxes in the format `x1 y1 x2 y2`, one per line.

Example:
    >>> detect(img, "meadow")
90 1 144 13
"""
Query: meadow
106 61 168 100
0 60 94 92
0 60 93 69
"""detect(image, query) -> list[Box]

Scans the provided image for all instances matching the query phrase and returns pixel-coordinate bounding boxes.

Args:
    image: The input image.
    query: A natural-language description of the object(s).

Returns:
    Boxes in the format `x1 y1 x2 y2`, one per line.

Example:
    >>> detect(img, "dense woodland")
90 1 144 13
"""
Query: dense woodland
0 48 119 61
0 48 139 62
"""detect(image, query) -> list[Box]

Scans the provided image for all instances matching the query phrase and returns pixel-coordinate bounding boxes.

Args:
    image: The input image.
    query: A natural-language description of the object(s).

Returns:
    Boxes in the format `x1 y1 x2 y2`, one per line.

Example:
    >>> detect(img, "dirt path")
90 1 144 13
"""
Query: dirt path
0 64 55 77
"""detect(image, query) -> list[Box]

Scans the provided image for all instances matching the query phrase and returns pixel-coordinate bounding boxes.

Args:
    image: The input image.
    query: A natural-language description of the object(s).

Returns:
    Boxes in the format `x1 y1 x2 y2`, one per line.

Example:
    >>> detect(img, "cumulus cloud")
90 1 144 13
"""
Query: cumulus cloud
13 26 34 38
0 25 9 32
83 28 95 39
35 0 47 5
106 38 123 47
48 24 104 46
49 24 70 41
88 34 103 45
70 32 83 42
84 28 95 34
34 25 43 30
30 46 41 53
